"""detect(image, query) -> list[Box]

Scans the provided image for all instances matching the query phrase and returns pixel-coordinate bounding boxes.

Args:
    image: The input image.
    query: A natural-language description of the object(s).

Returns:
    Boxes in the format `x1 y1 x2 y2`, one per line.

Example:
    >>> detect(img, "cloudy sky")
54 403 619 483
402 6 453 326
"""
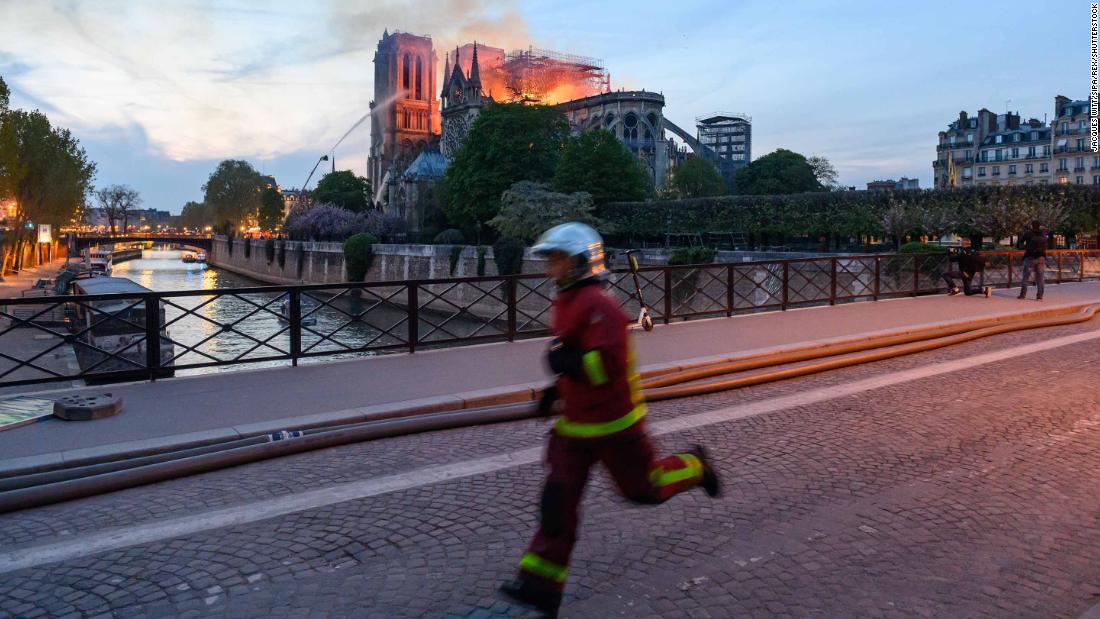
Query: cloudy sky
0 0 1091 212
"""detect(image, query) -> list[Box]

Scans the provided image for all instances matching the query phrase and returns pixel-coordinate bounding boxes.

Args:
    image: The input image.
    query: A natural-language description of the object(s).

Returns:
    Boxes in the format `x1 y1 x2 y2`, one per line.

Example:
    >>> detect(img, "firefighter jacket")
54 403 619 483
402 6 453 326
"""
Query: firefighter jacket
548 280 645 439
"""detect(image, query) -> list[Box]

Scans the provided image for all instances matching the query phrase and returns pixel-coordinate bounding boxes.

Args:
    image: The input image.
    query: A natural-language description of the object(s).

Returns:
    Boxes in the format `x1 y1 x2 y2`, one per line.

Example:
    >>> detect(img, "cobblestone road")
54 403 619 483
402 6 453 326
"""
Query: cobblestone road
3 318 1100 618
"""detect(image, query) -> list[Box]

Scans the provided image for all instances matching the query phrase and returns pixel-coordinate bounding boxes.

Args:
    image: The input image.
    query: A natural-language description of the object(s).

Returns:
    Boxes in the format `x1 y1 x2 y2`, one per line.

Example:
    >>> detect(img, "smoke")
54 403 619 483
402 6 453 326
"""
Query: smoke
326 0 533 77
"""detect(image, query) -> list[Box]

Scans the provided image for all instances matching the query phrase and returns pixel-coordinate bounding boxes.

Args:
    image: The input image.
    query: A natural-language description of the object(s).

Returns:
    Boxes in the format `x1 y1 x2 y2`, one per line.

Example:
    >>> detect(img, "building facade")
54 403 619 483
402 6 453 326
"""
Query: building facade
367 31 440 200
1051 95 1096 186
935 95 1094 188
972 118 1050 187
557 90 670 188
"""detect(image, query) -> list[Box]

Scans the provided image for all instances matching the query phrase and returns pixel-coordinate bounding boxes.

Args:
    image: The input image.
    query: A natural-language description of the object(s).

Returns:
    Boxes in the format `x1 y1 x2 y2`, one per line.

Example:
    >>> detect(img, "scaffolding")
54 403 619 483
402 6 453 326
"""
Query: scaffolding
499 47 610 104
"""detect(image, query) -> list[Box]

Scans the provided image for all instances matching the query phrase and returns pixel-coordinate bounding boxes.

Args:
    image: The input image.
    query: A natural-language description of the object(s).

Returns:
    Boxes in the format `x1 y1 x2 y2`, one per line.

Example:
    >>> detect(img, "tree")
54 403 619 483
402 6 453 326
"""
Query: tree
202 159 264 230
258 187 285 231
670 157 725 199
489 181 600 242
0 76 9 113
178 201 212 229
0 109 95 272
313 170 372 213
806 156 839 189
879 199 916 250
734 149 824 195
95 184 140 233
552 130 652 204
439 103 570 231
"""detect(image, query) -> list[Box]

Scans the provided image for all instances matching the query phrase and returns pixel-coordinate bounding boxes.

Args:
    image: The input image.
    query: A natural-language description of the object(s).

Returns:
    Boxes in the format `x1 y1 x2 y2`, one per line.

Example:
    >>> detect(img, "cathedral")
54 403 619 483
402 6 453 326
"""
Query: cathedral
369 31 693 234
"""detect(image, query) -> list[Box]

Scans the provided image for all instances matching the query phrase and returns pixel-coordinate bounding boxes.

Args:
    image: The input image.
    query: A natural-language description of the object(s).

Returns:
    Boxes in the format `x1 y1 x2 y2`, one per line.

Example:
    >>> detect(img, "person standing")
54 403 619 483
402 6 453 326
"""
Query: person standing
1018 220 1047 300
499 223 720 616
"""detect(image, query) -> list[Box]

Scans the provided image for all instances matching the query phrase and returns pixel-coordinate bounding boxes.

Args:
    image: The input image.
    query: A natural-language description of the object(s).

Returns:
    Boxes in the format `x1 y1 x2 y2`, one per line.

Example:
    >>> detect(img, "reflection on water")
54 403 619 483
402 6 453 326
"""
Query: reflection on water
112 249 389 376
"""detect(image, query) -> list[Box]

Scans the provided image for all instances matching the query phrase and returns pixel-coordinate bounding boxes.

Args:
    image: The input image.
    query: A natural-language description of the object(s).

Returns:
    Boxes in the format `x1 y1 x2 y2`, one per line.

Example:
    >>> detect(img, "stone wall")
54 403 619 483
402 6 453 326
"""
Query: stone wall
208 237 547 286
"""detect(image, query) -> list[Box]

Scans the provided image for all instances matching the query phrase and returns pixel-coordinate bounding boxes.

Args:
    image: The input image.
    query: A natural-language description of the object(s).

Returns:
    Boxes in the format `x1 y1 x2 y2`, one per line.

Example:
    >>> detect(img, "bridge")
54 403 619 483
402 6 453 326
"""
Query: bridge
67 233 213 251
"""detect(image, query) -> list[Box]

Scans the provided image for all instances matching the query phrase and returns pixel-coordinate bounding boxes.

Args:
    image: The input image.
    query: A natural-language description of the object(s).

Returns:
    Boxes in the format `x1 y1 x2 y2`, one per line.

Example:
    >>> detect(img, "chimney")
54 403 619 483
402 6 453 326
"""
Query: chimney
958 110 968 128
1007 113 1020 130
1055 95 1070 118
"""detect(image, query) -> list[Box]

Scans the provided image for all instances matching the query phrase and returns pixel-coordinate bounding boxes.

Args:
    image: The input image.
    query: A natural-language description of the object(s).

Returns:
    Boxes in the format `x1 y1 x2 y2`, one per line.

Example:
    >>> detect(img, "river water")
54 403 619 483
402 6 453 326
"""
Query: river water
112 249 392 377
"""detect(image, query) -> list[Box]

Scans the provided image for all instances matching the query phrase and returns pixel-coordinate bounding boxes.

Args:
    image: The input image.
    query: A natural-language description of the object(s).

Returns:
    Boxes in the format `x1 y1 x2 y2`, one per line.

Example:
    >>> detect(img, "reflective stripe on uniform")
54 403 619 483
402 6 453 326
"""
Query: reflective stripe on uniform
554 404 646 438
648 453 703 487
582 350 609 386
519 552 568 583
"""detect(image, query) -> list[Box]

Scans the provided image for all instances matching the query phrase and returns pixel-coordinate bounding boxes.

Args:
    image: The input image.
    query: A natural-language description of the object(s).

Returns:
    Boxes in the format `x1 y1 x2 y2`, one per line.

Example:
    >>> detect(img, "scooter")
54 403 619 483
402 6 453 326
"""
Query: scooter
625 250 655 331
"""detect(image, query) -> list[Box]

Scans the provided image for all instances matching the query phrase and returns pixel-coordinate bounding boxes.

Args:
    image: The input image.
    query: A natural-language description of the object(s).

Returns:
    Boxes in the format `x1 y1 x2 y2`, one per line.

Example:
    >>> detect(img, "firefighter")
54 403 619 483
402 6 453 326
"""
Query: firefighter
499 222 721 615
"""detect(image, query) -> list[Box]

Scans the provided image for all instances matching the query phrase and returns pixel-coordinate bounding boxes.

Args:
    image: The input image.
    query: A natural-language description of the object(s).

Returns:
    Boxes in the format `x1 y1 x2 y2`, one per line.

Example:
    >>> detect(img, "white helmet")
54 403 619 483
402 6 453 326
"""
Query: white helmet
531 222 607 288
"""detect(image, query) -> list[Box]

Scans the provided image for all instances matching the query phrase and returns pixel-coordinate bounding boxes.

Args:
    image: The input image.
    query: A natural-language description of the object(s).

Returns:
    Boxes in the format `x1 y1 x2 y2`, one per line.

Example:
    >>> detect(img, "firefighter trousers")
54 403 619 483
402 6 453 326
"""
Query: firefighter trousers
516 429 704 592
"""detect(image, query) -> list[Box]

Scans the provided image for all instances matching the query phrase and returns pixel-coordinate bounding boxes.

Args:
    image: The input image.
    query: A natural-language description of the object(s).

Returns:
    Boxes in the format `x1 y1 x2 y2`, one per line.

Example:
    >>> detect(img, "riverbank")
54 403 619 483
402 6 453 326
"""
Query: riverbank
0 257 73 299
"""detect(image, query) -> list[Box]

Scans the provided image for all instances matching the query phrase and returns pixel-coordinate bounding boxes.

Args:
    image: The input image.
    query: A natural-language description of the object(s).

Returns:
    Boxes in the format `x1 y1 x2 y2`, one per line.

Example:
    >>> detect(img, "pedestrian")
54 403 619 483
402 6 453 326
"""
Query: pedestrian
499 222 721 616
1017 220 1047 300
942 238 989 296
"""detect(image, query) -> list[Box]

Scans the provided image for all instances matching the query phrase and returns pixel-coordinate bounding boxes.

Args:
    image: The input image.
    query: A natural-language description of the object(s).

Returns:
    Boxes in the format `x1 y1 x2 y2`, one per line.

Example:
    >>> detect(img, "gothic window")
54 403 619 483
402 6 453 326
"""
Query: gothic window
403 109 411 128
623 113 638 140
604 112 614 128
402 53 411 91
415 56 423 100
647 112 658 128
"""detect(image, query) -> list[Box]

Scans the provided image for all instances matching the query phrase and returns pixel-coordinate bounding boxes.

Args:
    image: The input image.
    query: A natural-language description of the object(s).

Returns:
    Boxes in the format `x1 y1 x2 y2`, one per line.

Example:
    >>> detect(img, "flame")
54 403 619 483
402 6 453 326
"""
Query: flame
453 47 606 105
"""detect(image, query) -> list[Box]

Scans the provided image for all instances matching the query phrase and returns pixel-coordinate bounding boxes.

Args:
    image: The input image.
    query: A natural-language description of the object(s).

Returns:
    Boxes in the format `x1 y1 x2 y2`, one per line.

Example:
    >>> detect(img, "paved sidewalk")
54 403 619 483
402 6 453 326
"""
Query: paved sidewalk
2 280 1100 472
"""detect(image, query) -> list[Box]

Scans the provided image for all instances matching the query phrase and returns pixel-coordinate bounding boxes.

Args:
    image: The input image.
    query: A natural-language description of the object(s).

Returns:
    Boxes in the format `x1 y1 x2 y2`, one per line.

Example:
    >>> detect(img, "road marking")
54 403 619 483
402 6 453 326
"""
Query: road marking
2 327 1100 575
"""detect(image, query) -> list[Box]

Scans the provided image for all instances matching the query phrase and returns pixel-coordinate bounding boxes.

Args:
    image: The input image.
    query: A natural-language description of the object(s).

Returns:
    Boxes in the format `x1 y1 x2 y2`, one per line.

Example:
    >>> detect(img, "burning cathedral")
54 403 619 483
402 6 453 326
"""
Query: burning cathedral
368 30 711 233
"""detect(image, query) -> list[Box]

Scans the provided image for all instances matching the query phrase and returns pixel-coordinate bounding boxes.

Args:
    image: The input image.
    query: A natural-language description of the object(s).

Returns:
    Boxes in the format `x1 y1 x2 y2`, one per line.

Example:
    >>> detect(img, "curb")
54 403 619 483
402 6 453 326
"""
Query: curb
0 299 1095 478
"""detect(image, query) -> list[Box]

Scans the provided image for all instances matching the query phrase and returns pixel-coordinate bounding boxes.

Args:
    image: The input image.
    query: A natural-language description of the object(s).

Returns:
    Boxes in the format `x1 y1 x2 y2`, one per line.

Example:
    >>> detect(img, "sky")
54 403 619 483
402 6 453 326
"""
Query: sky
0 0 1092 214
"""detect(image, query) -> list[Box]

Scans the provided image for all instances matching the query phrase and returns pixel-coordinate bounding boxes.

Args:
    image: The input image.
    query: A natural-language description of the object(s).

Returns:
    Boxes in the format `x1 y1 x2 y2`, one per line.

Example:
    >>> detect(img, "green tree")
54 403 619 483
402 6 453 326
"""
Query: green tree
734 148 823 195
670 157 725 198
178 201 212 229
440 103 570 231
553 130 651 204
806 155 839 189
258 187 285 231
343 232 377 282
202 160 264 230
489 181 600 242
0 76 9 113
0 109 95 272
313 170 372 213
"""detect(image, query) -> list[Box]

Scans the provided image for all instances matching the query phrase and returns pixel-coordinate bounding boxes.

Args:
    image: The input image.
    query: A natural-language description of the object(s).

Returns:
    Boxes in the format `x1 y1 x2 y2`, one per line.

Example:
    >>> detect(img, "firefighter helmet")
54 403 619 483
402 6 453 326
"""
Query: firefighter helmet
531 222 607 288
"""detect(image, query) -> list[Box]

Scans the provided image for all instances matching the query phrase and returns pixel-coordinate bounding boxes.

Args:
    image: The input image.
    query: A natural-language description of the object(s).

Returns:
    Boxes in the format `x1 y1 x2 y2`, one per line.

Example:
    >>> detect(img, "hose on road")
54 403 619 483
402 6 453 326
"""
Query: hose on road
1 303 1097 514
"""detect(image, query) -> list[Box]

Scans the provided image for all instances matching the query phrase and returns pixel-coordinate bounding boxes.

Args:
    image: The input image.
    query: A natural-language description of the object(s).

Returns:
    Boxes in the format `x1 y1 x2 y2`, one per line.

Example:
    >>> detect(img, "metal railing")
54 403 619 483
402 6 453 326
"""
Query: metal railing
2 250 1099 388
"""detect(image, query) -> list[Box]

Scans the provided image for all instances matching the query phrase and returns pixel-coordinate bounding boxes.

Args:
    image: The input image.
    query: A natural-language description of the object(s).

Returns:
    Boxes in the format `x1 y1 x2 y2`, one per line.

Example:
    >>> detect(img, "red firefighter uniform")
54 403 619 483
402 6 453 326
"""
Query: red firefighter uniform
514 279 711 598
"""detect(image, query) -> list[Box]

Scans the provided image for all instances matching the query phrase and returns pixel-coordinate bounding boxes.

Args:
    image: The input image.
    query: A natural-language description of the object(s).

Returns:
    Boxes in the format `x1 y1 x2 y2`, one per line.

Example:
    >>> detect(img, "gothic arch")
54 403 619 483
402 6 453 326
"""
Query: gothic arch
415 56 423 100
402 53 411 90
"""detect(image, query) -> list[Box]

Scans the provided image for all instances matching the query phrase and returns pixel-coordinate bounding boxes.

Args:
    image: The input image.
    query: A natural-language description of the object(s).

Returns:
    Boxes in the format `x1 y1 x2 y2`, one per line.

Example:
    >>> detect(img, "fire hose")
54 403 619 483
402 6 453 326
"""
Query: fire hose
0 303 1097 514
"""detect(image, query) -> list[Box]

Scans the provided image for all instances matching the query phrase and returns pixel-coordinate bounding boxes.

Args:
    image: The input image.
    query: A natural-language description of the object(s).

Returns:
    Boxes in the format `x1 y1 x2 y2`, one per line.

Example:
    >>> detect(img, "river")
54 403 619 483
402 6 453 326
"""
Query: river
112 249 391 377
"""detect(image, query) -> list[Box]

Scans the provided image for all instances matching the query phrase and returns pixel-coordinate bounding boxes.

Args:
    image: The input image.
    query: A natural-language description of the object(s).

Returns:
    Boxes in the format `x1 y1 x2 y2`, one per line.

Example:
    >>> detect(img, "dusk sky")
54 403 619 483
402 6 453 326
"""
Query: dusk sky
0 0 1092 213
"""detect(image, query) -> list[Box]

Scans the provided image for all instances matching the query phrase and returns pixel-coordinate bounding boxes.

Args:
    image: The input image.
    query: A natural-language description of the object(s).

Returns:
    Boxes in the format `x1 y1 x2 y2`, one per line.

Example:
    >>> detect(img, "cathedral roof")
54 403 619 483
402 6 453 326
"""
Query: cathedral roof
402 150 448 181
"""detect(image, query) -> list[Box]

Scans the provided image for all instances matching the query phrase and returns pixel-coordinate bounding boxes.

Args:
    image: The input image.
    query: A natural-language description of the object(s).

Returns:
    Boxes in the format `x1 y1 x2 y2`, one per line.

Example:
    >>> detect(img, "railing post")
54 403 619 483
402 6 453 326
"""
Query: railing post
1080 250 1085 282
408 283 419 353
781 261 789 310
1007 252 1013 287
289 288 301 366
144 293 161 381
912 255 919 296
725 263 734 317
830 257 837 305
663 268 672 324
507 277 517 341
873 256 881 301
1057 252 1064 284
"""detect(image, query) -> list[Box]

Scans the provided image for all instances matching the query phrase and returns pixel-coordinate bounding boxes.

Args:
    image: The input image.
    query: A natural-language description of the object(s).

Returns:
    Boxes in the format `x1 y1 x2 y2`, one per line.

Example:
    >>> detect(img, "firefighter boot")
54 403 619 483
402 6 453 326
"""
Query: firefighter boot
689 445 721 497
499 579 561 616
